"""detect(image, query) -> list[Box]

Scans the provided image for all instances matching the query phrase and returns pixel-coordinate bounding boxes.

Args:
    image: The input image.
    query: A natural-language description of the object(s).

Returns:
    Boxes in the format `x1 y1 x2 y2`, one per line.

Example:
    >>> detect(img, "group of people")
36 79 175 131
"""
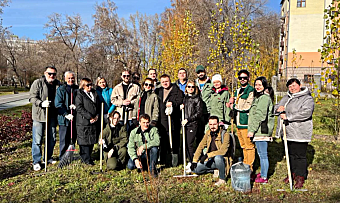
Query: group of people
29 65 314 188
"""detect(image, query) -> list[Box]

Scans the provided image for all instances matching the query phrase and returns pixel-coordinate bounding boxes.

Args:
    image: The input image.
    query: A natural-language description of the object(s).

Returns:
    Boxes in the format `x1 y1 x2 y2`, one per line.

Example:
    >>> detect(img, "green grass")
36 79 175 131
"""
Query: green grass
1 101 340 202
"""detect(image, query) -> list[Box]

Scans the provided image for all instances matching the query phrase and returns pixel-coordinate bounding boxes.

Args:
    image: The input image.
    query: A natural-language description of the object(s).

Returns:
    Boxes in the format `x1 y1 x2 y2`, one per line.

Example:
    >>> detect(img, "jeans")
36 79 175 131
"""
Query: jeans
255 141 269 178
127 147 158 173
194 155 226 180
32 118 57 164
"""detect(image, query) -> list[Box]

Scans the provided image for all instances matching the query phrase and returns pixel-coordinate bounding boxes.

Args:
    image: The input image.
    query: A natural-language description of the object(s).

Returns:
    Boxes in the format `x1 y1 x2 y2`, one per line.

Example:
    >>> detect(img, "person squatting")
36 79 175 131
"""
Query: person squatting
29 66 314 189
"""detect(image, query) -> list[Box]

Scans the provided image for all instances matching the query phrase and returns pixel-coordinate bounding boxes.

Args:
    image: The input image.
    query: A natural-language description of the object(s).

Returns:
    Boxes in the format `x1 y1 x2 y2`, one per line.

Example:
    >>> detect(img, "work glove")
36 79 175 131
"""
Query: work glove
165 106 173 115
65 114 74 121
190 162 197 171
200 154 208 164
41 100 50 108
69 104 76 110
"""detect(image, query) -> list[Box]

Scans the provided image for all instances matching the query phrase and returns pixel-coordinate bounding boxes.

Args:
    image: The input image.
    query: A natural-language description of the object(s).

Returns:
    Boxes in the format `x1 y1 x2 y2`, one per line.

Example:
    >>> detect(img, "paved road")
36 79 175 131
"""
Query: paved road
0 92 30 111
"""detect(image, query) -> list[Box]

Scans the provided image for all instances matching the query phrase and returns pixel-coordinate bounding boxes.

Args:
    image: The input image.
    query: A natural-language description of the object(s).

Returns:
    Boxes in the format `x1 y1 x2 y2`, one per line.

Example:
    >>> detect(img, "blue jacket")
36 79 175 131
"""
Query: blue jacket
55 83 78 126
96 86 115 114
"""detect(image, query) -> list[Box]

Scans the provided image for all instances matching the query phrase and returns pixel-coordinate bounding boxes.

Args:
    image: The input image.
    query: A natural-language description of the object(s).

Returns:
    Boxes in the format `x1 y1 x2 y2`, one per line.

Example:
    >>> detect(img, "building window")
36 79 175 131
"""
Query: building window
304 74 314 83
297 0 306 8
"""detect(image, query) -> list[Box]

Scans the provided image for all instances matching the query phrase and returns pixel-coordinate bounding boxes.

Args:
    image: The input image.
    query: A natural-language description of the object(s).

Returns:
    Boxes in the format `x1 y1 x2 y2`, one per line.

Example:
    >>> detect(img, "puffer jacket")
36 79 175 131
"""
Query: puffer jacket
132 90 159 122
275 87 314 142
75 89 100 145
96 86 115 114
102 122 128 152
193 129 233 175
209 86 231 123
127 126 160 161
233 84 254 129
111 82 140 121
248 93 274 139
29 77 60 122
183 92 203 126
55 83 78 126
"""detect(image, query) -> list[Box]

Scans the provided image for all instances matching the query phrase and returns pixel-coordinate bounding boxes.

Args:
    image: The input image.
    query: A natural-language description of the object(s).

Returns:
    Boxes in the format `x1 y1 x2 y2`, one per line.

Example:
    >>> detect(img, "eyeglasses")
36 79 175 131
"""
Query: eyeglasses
133 76 140 80
86 83 93 87
144 83 154 87
187 86 195 88
122 75 130 78
47 72 56 76
238 76 248 80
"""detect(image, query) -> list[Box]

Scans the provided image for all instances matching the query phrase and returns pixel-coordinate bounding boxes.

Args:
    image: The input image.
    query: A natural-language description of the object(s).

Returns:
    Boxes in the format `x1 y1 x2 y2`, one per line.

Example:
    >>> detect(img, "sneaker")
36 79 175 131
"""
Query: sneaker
213 170 219 178
185 168 192 173
33 163 41 171
42 159 57 165
185 162 192 170
255 177 268 184
214 179 226 186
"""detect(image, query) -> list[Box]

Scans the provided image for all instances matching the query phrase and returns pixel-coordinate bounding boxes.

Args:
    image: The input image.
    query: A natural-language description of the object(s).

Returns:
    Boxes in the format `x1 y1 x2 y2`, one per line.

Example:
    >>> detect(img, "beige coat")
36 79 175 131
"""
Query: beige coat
111 82 140 121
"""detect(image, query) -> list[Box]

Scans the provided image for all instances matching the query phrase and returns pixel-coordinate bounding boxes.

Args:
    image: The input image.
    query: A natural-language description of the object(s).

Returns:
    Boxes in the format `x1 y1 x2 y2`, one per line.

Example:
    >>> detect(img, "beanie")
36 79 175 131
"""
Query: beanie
212 74 222 83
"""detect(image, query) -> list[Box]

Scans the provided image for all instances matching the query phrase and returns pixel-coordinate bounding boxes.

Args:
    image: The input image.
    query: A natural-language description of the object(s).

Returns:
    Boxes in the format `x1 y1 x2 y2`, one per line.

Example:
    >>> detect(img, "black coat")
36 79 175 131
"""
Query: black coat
155 84 184 132
183 93 203 126
75 89 100 145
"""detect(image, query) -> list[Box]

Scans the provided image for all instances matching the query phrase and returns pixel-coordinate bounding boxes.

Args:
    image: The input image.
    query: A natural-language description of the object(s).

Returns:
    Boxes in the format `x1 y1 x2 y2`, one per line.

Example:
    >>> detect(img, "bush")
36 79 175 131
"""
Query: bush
0 111 32 152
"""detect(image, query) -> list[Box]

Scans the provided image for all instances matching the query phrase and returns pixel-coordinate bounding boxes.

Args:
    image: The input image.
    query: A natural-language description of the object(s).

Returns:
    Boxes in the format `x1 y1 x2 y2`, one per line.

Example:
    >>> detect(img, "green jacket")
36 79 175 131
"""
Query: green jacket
248 93 274 138
102 123 128 152
127 126 160 161
233 84 254 129
209 86 231 123
195 78 212 114
132 90 159 122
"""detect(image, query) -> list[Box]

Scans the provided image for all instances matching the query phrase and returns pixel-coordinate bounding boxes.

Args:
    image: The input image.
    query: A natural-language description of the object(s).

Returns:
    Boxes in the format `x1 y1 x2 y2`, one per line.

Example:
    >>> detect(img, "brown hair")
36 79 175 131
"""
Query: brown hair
96 77 107 87
79 78 92 89
185 80 199 95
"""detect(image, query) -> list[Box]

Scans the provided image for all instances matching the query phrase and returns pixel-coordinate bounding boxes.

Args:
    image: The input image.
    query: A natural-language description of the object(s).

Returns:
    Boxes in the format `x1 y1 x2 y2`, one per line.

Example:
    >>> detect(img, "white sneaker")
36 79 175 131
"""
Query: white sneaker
42 159 57 165
33 163 41 171
213 169 219 178
185 162 192 170
185 168 192 173
214 179 226 186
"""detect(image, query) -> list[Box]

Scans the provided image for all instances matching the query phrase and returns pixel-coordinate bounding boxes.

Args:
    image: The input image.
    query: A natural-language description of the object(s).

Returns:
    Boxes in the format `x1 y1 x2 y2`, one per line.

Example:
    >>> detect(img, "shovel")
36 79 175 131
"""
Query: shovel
44 97 49 172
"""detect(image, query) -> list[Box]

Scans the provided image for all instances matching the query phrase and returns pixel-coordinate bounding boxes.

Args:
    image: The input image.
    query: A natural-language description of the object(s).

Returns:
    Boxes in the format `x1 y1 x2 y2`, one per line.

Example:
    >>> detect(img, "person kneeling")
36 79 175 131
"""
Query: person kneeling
99 111 128 170
190 116 233 186
127 114 160 177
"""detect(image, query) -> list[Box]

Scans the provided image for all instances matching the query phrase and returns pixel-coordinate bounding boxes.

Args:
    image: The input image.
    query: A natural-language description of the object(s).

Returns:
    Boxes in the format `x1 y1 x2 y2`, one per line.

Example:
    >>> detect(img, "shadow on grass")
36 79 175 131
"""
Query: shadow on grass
0 159 31 180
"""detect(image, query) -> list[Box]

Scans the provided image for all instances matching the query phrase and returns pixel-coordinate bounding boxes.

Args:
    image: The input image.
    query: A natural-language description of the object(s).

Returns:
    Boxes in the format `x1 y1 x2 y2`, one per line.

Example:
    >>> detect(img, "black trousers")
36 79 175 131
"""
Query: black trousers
59 124 77 159
79 144 94 164
287 141 308 178
185 124 198 162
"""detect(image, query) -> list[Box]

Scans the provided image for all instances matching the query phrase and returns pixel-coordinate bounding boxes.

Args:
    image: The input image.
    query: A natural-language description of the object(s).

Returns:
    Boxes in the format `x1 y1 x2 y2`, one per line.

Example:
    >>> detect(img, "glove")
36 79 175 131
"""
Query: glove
165 106 173 115
190 162 197 171
65 114 74 121
69 104 76 110
200 154 208 164
132 119 139 127
41 100 50 108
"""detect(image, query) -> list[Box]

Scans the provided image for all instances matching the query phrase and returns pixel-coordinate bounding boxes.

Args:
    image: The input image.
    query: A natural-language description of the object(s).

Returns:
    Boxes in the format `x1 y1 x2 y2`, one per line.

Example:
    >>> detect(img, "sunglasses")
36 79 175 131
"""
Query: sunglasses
238 76 248 80
187 86 195 88
86 83 93 87
122 75 130 78
47 72 57 76
133 76 140 80
144 83 154 87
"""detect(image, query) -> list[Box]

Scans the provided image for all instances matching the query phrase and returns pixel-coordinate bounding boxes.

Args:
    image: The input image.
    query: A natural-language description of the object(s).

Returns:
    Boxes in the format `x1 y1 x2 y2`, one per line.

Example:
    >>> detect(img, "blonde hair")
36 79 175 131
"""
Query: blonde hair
79 78 92 89
96 77 107 87
184 80 199 95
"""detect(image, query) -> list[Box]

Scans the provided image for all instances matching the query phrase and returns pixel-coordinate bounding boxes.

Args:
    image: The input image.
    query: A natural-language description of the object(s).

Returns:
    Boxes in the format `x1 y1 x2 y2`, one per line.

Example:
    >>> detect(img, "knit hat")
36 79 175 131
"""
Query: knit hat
212 74 222 83
195 65 205 73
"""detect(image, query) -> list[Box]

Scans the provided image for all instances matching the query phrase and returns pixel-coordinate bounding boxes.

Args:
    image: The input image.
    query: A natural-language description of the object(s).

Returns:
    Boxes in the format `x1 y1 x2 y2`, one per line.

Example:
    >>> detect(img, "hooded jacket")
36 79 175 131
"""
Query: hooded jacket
275 87 314 142
209 85 231 123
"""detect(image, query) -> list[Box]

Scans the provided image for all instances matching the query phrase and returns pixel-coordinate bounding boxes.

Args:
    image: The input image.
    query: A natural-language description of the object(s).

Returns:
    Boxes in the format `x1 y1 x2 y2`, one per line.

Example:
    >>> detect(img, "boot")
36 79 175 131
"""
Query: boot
283 173 296 184
172 154 178 167
294 176 305 189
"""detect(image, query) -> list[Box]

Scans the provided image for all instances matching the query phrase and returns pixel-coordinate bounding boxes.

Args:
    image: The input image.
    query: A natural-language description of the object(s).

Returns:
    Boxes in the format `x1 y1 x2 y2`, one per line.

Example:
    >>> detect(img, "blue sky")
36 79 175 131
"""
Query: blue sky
1 0 280 40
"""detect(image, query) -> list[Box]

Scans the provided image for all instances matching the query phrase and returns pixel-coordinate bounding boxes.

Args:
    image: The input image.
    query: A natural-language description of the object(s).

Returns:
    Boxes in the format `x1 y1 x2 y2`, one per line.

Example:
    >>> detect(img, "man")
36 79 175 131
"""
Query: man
132 72 141 88
155 74 184 167
190 116 233 186
175 68 188 93
127 114 160 177
228 69 255 171
111 69 140 132
99 111 128 170
29 66 60 171
148 68 161 89
55 71 78 160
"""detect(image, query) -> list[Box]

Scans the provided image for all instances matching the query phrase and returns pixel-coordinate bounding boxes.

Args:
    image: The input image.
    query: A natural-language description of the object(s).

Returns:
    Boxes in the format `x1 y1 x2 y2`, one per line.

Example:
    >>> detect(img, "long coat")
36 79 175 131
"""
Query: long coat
75 89 100 145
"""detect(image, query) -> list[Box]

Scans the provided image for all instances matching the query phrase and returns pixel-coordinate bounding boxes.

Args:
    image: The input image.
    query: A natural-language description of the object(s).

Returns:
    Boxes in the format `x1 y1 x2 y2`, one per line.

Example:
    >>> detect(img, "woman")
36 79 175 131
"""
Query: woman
180 81 203 167
132 78 159 127
247 76 274 184
209 74 231 125
275 78 314 189
96 77 115 122
75 78 100 165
